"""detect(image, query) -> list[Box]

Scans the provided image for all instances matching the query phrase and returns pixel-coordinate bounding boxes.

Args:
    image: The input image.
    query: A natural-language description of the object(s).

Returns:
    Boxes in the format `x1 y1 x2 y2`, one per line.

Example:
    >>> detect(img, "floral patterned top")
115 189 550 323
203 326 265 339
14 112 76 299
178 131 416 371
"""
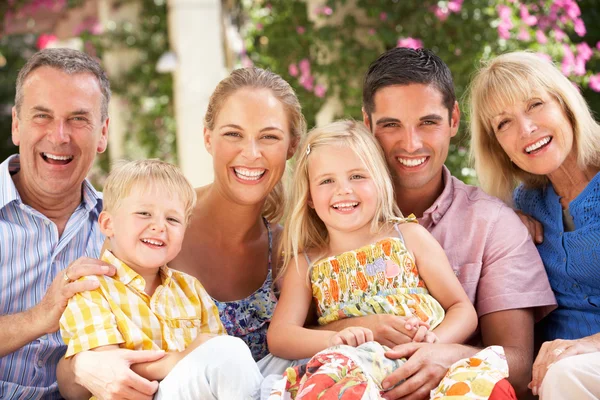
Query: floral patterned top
213 218 277 361
309 217 445 328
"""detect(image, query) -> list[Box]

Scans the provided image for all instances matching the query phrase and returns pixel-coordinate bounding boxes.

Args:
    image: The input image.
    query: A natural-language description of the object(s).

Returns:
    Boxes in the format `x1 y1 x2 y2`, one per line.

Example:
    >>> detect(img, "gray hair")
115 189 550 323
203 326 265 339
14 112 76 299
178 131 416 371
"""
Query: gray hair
15 48 111 121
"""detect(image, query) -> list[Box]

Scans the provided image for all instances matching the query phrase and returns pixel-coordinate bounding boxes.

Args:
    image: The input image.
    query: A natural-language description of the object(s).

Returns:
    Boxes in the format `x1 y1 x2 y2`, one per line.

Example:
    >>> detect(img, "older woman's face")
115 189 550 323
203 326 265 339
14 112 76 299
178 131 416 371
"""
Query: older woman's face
491 90 574 176
204 88 294 206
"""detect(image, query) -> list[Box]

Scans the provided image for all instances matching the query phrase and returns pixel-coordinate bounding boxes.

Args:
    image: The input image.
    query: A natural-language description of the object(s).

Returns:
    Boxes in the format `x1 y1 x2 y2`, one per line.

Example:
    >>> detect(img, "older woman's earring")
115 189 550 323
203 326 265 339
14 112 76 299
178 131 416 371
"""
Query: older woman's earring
306 144 311 156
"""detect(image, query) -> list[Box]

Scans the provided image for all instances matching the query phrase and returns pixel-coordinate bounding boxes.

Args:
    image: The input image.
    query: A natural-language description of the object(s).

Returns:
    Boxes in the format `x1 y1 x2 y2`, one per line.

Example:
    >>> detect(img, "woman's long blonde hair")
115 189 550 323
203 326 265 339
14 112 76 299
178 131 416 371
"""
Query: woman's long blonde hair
469 51 600 204
278 120 402 281
204 67 306 222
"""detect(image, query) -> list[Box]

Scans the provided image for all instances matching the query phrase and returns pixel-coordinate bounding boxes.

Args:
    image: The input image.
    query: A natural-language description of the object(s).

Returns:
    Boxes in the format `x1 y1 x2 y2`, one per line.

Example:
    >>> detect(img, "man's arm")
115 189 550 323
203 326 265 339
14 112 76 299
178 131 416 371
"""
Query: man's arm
0 258 113 358
479 308 535 399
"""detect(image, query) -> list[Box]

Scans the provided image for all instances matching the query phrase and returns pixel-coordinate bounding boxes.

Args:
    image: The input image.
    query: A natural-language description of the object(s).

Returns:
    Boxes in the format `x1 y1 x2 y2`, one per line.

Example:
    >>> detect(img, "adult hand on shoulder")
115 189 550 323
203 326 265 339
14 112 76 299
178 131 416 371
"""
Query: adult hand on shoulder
73 348 165 400
515 210 544 244
381 342 465 400
529 334 600 396
32 257 115 334
359 314 428 348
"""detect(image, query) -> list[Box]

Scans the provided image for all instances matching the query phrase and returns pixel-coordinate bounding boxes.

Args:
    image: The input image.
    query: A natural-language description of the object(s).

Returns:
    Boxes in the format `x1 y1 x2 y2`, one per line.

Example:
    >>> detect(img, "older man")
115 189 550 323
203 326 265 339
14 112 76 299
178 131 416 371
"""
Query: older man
0 48 162 400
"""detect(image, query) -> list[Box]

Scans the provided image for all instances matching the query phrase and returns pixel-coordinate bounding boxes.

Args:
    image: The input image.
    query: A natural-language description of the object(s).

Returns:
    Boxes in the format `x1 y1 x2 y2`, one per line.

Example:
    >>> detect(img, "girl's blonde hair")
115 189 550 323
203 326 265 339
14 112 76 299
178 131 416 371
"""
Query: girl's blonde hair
469 51 600 204
103 159 197 224
204 67 306 223
278 120 401 280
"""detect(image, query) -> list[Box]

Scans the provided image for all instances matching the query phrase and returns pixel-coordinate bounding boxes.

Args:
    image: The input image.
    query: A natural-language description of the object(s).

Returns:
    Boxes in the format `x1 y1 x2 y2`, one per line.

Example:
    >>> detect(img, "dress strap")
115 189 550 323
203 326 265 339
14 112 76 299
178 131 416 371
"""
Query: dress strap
393 223 406 245
303 251 312 267
263 217 273 271
392 214 417 245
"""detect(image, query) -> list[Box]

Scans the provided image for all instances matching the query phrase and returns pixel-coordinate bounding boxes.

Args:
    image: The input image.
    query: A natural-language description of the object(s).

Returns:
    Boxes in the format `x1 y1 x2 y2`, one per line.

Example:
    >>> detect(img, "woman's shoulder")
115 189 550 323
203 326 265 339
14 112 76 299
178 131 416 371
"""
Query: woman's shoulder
513 183 548 214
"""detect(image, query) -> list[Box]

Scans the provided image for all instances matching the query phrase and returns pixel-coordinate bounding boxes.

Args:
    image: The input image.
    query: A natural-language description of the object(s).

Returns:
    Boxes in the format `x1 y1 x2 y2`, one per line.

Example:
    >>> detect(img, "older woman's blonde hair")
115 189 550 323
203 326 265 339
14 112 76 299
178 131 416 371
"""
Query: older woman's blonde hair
278 120 402 281
469 51 600 204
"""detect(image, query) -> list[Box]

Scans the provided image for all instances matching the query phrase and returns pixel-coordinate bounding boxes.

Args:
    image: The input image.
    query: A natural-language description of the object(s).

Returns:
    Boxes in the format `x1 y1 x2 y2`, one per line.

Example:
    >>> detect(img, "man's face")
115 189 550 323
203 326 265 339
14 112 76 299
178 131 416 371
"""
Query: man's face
363 84 459 193
12 66 108 197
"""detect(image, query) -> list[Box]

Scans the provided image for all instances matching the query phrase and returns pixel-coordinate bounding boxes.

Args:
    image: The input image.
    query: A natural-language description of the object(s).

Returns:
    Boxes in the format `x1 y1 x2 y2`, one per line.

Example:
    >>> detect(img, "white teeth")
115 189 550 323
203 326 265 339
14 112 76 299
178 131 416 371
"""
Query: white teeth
142 238 164 246
525 137 551 153
234 168 265 181
332 202 358 209
44 153 73 161
397 157 426 167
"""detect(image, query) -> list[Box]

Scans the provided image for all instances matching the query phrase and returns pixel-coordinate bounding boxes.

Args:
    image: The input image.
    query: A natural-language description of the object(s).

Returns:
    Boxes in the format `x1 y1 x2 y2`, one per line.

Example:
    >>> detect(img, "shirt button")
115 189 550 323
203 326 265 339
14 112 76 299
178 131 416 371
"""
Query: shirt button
563 258 566 262
44 219 50 225
40 335 47 340
37 359 43 368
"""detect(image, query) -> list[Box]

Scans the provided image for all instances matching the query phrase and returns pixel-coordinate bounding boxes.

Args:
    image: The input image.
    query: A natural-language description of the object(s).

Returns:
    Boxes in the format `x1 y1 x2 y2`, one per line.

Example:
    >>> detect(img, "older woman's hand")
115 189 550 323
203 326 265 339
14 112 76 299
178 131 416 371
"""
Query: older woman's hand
515 210 544 244
529 334 600 396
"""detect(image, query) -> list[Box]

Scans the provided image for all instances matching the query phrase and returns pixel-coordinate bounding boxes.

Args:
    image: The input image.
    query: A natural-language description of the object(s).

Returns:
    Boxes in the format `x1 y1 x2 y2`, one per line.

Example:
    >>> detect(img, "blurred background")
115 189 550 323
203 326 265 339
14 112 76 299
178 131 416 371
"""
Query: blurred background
1 0 599 188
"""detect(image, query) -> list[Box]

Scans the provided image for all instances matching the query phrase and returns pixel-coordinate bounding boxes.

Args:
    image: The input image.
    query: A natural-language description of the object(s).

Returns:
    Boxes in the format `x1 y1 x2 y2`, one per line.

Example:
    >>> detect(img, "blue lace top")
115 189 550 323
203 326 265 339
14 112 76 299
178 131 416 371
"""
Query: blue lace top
212 218 277 361
514 174 600 341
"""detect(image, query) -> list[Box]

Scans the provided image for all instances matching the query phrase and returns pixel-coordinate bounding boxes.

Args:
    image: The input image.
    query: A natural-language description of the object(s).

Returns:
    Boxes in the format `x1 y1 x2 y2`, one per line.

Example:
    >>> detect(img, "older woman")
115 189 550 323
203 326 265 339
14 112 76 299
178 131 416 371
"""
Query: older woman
470 51 600 400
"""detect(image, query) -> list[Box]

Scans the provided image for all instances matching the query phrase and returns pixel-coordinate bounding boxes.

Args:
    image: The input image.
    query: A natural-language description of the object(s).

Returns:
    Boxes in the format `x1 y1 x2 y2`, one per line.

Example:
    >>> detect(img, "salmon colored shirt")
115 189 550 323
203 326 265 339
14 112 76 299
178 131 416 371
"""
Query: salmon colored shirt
417 167 556 340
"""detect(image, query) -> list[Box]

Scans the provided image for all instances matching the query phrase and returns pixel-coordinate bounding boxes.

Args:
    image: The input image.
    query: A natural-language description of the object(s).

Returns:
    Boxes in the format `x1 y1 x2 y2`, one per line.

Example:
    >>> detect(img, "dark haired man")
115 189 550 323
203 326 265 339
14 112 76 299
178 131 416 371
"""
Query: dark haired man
328 47 557 399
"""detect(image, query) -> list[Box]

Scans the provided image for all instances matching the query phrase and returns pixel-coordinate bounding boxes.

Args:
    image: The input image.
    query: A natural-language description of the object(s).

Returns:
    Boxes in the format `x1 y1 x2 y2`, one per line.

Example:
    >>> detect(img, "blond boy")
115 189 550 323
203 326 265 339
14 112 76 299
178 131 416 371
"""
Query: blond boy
59 160 262 400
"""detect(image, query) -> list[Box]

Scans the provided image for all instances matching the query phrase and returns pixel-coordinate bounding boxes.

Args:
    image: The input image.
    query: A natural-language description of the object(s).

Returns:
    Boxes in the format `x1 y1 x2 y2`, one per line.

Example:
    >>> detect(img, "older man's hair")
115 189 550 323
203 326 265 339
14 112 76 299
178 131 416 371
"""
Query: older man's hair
15 48 111 121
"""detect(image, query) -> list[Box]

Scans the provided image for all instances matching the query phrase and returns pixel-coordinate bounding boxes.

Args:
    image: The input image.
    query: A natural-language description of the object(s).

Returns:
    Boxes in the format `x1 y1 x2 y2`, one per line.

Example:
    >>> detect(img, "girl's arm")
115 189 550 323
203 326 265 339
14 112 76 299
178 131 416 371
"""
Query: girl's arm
401 223 478 344
267 255 370 359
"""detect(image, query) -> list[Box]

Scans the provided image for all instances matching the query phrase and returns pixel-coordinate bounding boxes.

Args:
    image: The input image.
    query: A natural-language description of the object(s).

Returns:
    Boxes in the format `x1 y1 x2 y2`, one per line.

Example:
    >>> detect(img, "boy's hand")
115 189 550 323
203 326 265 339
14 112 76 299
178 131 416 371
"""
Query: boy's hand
329 327 374 347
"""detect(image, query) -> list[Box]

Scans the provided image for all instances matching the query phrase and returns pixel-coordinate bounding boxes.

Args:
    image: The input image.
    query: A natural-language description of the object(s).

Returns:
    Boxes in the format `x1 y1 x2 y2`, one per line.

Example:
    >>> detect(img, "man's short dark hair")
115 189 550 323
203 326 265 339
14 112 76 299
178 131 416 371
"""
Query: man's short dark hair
363 47 456 122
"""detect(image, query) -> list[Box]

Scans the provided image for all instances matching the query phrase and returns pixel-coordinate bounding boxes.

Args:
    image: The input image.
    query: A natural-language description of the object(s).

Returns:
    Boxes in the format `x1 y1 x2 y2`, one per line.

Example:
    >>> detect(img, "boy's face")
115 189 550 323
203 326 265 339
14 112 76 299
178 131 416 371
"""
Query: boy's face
99 185 187 274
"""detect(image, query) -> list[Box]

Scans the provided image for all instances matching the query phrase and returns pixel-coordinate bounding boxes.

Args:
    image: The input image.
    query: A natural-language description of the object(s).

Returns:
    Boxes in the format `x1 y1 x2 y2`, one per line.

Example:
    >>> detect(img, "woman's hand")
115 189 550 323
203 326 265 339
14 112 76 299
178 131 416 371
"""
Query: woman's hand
529 334 600 396
515 210 544 244
329 327 374 347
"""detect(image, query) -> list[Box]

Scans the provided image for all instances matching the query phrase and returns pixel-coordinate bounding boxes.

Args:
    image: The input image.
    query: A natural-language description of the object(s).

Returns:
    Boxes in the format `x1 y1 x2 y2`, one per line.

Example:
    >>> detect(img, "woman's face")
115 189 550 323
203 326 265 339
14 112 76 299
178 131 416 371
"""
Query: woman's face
204 88 295 206
491 90 574 176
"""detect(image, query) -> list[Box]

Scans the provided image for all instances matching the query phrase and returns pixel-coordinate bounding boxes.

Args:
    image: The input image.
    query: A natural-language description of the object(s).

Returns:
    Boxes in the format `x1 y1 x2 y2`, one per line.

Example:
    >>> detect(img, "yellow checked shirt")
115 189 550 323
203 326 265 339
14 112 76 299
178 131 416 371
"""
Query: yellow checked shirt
59 250 225 358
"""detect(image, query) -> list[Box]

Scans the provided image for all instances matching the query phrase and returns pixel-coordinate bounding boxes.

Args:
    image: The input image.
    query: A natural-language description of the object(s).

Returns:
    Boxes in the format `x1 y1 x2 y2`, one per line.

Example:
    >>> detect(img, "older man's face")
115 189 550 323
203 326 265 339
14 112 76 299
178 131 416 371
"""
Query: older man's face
12 66 108 198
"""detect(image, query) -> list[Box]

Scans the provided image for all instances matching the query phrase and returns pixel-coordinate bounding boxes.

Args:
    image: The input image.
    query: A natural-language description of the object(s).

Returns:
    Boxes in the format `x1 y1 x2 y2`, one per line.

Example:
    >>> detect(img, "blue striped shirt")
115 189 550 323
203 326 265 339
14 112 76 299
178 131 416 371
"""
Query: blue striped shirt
0 155 105 400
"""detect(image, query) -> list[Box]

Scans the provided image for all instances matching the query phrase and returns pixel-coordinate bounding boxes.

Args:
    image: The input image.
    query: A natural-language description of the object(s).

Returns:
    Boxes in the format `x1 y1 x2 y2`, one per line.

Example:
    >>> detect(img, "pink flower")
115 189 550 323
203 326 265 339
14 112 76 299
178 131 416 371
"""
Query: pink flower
576 42 592 62
536 52 552 63
288 63 299 77
379 12 387 21
597 41 600 50
565 1 581 19
368 28 376 35
517 28 531 41
36 33 57 50
434 7 449 21
299 75 314 91
554 28 566 41
519 5 537 26
296 26 305 34
535 30 547 44
397 37 423 50
448 0 463 13
573 58 586 76
589 74 600 92
497 5 511 20
314 84 327 98
299 59 311 75
498 25 511 40
574 18 586 37
323 6 333 16
561 45 574 76
256 23 263 31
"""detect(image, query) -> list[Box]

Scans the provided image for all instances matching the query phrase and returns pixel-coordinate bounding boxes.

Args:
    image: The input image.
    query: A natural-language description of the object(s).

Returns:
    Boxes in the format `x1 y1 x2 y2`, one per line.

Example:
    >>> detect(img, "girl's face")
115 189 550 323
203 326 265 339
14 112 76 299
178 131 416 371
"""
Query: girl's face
490 90 575 176
204 88 295 206
307 144 378 236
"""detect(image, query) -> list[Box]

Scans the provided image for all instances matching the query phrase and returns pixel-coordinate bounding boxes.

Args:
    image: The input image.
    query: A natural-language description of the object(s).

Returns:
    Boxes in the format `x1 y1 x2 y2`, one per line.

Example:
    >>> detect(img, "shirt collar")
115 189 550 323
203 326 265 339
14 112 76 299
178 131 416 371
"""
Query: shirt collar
419 165 455 228
0 154 103 214
100 249 172 290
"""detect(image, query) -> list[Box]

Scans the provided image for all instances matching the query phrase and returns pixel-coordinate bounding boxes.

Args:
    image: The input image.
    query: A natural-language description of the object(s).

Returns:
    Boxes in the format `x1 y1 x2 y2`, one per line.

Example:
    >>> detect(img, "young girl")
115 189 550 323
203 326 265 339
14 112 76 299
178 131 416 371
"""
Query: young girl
266 120 512 399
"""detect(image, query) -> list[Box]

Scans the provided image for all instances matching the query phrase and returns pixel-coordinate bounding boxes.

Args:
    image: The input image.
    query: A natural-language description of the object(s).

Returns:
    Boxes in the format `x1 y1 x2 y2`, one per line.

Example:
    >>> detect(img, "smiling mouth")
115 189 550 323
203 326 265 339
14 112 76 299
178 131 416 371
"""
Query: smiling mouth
234 167 266 181
332 202 359 212
41 152 74 165
141 238 165 247
397 157 427 167
525 137 552 154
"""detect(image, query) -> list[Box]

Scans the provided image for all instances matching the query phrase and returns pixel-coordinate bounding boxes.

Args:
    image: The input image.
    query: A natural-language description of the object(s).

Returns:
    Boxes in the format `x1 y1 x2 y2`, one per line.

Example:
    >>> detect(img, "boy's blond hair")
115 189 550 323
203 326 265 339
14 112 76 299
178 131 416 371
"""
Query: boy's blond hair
469 51 600 204
102 159 197 224
278 120 401 281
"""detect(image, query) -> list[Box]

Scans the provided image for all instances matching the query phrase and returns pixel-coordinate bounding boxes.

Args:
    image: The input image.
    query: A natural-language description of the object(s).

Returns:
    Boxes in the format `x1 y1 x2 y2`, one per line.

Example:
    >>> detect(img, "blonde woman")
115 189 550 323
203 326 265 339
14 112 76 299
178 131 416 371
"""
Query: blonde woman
265 120 516 399
470 51 600 400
